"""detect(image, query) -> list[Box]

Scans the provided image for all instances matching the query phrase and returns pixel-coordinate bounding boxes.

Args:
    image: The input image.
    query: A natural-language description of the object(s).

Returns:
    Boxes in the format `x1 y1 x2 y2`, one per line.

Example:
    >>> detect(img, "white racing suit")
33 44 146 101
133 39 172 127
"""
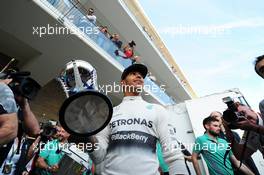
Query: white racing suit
89 96 187 175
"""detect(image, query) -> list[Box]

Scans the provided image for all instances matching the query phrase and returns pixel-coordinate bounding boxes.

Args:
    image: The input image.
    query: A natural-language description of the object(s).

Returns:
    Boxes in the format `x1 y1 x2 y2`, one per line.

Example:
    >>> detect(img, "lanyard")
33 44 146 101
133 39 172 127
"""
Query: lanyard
7 138 19 163
6 137 25 163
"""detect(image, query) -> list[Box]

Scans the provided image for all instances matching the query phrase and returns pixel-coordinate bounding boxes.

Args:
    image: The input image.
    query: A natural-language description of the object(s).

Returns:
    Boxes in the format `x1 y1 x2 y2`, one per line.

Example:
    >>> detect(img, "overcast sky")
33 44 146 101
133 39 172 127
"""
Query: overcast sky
139 0 264 111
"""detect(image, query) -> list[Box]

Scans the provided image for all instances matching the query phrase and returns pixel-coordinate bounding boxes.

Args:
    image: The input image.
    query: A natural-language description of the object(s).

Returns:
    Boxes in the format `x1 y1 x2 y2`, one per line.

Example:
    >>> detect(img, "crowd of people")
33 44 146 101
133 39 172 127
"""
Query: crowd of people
0 54 263 175
2 2 264 174
80 7 141 65
0 87 93 174
47 0 141 66
191 55 264 175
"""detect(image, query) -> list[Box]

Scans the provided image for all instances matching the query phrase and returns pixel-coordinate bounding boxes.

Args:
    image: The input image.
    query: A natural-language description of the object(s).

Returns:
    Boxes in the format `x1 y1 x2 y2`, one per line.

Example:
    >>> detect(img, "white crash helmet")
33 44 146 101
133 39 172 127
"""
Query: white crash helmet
58 60 98 97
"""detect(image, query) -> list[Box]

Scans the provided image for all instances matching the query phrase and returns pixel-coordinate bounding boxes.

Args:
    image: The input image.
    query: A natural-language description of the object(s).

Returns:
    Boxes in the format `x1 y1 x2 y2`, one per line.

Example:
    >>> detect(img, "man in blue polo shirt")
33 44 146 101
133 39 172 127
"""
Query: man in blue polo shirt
192 116 254 175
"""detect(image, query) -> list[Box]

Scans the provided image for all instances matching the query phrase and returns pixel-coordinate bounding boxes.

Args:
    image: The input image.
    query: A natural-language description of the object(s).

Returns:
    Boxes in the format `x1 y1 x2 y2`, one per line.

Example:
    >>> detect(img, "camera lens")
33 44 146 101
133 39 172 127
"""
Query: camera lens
22 82 34 94
19 77 41 99
223 109 238 123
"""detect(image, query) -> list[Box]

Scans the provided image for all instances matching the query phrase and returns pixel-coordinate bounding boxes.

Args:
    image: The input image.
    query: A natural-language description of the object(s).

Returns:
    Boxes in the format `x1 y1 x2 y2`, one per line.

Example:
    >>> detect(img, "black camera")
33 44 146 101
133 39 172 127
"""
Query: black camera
0 70 41 100
40 122 58 143
222 97 245 129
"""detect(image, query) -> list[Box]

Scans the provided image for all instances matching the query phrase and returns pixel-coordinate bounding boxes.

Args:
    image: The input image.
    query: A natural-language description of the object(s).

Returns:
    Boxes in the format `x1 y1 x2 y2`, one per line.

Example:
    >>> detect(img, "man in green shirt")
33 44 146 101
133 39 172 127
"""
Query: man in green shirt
36 126 69 175
192 116 254 175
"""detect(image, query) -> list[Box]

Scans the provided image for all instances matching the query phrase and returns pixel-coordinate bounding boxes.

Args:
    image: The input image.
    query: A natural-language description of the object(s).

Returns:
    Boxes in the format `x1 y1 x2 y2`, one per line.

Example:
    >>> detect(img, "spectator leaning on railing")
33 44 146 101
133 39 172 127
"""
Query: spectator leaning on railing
99 26 110 38
114 41 140 64
110 33 123 49
86 8 97 24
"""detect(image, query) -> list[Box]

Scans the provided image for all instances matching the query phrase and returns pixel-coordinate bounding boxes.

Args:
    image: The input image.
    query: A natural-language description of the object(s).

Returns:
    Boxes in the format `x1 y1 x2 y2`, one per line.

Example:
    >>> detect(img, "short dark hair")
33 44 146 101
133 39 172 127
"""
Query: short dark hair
254 55 264 76
202 116 219 130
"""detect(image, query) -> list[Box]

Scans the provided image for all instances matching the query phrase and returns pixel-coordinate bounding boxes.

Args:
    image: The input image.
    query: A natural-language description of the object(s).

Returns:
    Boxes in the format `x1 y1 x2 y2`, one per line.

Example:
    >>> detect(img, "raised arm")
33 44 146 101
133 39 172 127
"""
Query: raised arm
16 97 40 136
230 154 254 175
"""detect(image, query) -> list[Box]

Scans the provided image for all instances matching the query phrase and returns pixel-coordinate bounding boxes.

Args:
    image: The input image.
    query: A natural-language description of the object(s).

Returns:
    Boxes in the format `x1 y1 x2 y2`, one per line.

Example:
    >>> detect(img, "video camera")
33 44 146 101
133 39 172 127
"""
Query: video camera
222 97 246 129
0 70 41 100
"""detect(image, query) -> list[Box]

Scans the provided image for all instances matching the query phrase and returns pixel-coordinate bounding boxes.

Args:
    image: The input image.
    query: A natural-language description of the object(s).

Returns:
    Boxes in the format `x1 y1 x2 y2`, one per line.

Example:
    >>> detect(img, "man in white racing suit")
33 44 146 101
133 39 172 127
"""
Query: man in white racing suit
88 64 187 175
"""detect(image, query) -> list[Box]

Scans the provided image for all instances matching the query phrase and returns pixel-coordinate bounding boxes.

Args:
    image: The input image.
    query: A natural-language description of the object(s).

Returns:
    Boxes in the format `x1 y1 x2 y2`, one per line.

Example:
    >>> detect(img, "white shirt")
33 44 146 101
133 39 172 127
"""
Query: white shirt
89 96 186 175
86 14 96 24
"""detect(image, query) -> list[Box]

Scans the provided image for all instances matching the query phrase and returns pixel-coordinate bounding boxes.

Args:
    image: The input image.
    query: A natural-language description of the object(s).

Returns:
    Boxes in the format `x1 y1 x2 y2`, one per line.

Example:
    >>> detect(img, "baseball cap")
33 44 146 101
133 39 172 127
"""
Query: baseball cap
121 64 148 80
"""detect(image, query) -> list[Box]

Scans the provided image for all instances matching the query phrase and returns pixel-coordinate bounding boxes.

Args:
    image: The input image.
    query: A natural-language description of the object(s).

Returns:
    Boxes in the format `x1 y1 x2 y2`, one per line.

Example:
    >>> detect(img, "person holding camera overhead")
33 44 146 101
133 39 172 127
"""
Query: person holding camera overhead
210 111 260 175
222 102 264 160
223 55 264 159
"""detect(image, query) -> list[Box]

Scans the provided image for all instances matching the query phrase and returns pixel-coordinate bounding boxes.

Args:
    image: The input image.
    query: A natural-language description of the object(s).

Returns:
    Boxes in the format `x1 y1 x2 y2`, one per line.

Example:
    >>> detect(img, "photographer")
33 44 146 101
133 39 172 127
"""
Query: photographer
210 111 260 175
35 126 70 175
0 68 40 174
0 78 18 145
11 96 40 175
0 98 40 174
192 116 254 175
222 103 264 160
23 122 58 175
